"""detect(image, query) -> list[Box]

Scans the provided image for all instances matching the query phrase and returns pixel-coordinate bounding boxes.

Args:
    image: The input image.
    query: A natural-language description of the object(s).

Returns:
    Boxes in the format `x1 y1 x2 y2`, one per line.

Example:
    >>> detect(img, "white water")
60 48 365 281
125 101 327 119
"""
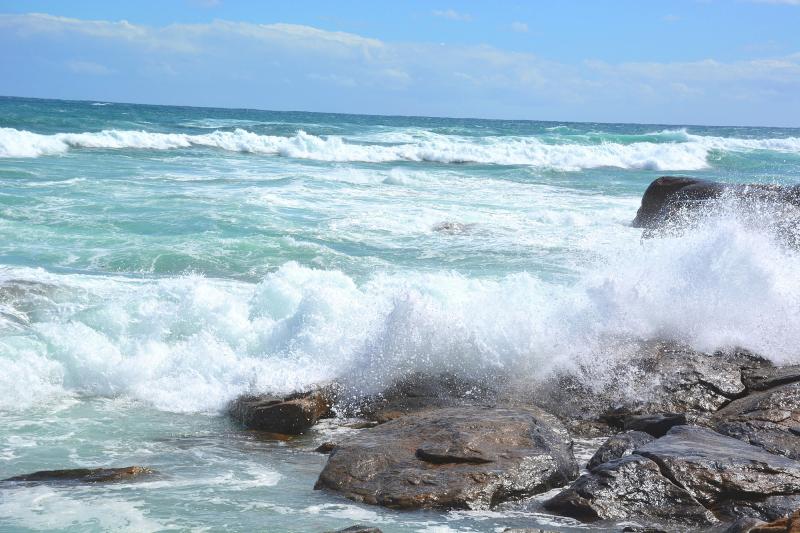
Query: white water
2 127 799 170
2 211 798 415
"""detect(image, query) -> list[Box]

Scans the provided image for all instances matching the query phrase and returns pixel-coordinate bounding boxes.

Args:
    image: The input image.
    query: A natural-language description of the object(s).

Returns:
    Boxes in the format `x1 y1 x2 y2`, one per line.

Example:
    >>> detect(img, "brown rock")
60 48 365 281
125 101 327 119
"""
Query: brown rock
3 466 154 484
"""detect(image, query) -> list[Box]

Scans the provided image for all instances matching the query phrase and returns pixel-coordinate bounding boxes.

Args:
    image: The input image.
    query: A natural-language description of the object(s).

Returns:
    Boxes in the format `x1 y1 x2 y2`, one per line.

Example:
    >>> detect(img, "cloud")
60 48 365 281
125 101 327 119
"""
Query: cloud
0 12 798 124
510 21 529 33
748 0 800 4
432 9 472 21
663 14 680 23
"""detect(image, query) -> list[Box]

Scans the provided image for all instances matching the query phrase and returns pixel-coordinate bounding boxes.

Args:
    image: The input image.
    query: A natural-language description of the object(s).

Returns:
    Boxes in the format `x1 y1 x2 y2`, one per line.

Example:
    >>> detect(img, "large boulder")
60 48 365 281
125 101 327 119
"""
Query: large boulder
228 387 336 435
3 466 154 485
545 454 716 526
531 341 768 436
632 176 800 230
635 426 800 519
314 406 578 510
712 381 800 460
547 426 800 525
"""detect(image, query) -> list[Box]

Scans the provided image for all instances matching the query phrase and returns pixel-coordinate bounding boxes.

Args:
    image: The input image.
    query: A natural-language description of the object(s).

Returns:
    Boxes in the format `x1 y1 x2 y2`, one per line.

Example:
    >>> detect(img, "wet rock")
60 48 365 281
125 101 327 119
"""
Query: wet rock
432 221 474 234
586 431 655 470
228 386 336 435
356 372 497 423
315 442 336 454
544 455 716 526
635 426 800 518
742 366 800 393
315 406 578 510
717 496 800 524
532 341 768 437
749 508 800 532
723 517 767 533
325 526 383 533
712 382 800 460
3 466 154 484
632 176 800 230
620 413 687 437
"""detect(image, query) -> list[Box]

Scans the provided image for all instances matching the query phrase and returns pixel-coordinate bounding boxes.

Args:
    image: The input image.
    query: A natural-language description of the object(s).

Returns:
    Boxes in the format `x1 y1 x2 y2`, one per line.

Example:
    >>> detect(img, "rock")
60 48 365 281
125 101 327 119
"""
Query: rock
356 372 497 423
723 518 764 533
749 509 800 533
712 382 800 460
324 527 383 533
635 426 800 520
315 406 578 510
632 176 800 231
544 455 716 526
432 221 474 234
315 442 337 454
547 426 800 525
228 386 335 435
632 177 723 229
533 342 768 437
3 466 154 484
620 413 687 437
587 431 655 470
742 366 800 393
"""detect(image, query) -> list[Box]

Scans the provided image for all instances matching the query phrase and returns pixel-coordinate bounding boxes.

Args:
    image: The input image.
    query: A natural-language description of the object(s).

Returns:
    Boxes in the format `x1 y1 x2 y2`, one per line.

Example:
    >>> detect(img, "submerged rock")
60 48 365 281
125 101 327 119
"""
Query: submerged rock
3 466 154 484
315 406 578 510
228 386 336 435
545 454 716 526
712 381 800 460
586 431 654 470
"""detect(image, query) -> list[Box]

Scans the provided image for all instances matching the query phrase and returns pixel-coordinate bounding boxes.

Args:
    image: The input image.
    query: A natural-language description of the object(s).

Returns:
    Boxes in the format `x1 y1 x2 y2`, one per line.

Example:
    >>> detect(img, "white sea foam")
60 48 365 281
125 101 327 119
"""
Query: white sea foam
2 126 798 170
0 206 798 414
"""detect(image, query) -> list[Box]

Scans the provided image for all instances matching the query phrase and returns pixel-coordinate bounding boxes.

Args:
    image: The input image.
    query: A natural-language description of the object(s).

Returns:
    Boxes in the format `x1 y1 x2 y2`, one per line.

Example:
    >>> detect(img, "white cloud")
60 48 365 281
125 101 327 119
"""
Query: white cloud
663 14 680 23
432 9 472 21
510 21 529 33
748 0 800 4
1 12 798 124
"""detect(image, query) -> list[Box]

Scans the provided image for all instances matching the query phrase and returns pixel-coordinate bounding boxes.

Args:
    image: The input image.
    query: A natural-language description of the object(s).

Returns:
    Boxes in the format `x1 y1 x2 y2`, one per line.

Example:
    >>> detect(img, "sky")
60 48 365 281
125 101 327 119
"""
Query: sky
0 0 799 126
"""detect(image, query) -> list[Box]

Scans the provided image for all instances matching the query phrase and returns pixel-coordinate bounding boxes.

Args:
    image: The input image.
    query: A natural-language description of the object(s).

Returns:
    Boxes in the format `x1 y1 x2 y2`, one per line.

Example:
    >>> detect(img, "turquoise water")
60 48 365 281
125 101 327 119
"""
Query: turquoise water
1 96 800 531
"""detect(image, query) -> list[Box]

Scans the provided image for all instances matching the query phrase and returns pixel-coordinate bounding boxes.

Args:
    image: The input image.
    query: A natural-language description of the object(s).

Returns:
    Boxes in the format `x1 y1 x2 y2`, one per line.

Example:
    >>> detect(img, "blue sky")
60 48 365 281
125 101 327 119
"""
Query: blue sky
1 0 799 126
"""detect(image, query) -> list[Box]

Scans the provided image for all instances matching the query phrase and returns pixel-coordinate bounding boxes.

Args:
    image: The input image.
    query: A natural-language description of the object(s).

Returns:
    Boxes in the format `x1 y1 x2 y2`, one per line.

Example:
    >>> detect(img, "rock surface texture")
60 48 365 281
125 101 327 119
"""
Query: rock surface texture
228 387 335 434
315 406 578 510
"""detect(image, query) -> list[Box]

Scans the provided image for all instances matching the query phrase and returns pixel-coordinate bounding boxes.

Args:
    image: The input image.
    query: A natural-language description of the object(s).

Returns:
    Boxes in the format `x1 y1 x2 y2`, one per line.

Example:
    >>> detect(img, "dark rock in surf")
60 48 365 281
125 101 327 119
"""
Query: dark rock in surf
712 381 800 460
325 526 383 533
586 430 654 470
228 386 336 435
315 406 578 510
635 426 800 520
530 341 768 437
3 466 154 485
632 176 800 230
544 454 716 526
619 413 686 437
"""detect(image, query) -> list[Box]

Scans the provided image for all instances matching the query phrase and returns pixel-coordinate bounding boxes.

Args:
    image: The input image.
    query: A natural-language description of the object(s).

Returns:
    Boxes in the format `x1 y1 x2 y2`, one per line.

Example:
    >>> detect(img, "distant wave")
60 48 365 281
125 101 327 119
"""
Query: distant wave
2 127 799 171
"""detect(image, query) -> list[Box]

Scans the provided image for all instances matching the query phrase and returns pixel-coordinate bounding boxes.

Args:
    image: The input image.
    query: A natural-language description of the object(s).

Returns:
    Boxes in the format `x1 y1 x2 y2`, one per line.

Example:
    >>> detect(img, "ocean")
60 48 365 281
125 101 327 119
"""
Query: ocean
1 95 799 532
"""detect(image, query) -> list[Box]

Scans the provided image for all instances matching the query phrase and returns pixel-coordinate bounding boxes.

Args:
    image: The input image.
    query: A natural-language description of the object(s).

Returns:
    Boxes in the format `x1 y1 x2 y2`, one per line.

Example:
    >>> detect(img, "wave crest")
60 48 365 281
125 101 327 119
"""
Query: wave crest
3 127 798 170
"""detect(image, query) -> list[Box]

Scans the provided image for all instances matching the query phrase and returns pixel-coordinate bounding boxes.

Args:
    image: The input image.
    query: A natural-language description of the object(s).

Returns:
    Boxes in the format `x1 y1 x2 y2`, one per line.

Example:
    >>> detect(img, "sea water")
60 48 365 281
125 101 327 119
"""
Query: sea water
1 96 799 532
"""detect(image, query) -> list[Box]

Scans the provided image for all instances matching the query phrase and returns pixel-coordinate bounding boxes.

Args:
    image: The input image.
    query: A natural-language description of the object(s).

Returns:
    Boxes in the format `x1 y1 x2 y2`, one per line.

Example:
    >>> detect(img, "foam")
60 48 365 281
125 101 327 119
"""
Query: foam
2 126 797 170
0 203 798 413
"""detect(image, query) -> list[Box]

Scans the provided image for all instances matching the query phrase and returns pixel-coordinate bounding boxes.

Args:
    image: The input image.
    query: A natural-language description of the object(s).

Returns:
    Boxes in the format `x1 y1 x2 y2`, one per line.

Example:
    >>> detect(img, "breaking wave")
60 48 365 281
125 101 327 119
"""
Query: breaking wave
1 207 799 413
2 127 798 170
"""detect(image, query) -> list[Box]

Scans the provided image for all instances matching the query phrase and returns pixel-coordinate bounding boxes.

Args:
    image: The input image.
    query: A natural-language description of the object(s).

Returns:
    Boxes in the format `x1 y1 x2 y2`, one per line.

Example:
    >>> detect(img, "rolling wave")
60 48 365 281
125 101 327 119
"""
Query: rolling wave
2 126 798 170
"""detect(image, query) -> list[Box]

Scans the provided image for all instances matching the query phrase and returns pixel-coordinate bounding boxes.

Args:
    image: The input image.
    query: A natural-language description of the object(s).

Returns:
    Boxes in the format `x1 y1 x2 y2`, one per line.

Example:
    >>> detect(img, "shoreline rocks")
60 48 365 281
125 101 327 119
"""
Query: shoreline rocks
314 406 578 510
2 466 154 485
228 386 336 435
